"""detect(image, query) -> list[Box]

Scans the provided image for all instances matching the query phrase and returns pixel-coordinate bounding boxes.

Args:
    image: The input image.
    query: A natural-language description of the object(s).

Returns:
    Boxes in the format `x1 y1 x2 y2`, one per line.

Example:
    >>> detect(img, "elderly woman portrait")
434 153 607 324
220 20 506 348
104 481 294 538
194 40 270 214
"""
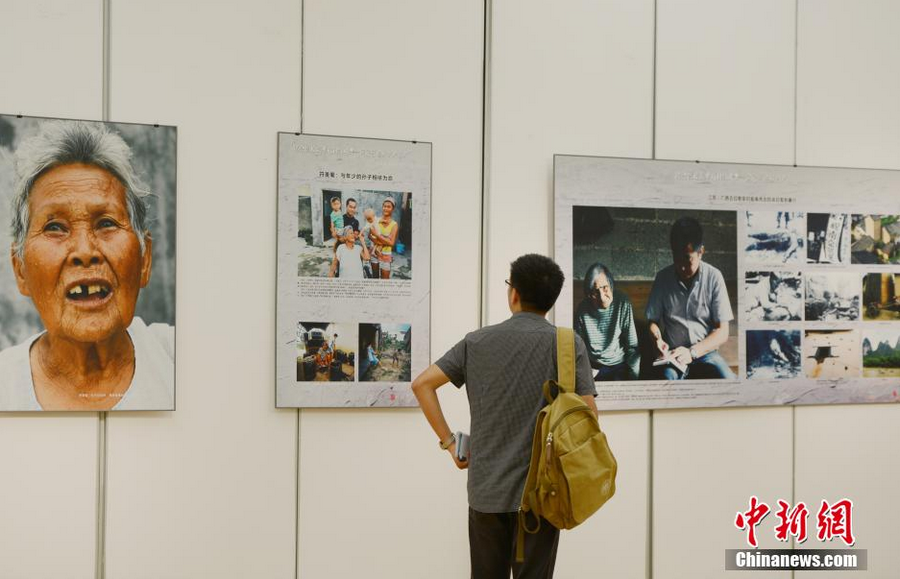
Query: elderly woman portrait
0 117 175 411
574 262 640 381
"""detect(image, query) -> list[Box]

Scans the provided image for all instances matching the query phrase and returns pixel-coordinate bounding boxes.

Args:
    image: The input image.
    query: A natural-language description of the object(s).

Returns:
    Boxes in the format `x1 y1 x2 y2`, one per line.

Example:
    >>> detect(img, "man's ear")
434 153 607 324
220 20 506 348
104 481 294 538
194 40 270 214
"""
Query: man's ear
698 245 706 257
11 247 30 297
140 234 153 288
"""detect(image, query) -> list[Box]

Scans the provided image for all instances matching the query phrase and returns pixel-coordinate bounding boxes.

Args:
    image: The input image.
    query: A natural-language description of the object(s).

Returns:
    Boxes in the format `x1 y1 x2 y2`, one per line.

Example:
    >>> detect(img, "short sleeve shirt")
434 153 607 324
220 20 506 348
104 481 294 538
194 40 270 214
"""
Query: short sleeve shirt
435 312 596 513
343 213 360 233
645 261 733 349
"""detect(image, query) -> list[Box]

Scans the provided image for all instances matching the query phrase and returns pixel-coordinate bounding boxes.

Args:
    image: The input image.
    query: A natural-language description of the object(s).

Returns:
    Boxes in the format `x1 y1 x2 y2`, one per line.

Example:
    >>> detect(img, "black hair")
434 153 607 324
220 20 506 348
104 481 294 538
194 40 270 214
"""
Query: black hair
346 197 357 206
509 254 565 313
670 216 704 252
582 262 615 297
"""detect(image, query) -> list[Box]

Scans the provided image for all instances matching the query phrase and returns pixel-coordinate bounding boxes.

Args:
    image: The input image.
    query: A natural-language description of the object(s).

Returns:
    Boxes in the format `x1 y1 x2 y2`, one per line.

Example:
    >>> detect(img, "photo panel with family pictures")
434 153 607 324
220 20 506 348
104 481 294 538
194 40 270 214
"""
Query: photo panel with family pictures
276 134 431 408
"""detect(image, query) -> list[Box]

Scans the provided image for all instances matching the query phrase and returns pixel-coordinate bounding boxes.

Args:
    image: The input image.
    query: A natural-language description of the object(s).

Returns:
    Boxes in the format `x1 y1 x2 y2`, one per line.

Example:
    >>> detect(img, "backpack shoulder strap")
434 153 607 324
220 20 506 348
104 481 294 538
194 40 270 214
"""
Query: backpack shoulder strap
556 327 575 393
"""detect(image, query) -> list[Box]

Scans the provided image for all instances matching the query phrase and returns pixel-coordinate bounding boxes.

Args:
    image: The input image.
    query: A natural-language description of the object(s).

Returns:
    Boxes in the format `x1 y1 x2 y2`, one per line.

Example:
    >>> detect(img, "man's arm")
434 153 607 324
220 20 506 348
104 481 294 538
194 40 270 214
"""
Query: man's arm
648 321 669 355
581 394 599 418
411 364 467 469
673 269 733 364
690 323 728 357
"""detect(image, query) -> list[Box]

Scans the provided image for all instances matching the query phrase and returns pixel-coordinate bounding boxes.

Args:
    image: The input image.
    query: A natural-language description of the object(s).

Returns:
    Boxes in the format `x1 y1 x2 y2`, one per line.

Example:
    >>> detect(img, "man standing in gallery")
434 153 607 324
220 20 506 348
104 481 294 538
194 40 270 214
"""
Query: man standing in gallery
411 254 597 578
646 217 736 380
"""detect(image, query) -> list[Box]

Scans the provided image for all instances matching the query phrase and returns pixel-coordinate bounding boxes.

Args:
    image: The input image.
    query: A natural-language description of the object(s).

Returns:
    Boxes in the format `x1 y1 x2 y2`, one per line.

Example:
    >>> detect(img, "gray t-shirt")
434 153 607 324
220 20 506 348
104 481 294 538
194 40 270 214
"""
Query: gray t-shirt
645 261 734 349
435 312 596 513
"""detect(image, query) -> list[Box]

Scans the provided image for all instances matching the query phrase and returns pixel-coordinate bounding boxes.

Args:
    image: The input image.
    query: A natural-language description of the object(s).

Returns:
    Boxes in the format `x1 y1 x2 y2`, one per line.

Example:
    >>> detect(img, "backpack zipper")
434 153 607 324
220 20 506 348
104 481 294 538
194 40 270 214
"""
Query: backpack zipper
545 432 553 466
549 405 595 433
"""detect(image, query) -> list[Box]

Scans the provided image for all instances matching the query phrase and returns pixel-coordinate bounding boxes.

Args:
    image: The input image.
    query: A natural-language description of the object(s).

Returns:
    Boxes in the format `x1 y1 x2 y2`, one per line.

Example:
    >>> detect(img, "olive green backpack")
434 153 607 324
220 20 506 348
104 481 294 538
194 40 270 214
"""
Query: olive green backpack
516 327 617 561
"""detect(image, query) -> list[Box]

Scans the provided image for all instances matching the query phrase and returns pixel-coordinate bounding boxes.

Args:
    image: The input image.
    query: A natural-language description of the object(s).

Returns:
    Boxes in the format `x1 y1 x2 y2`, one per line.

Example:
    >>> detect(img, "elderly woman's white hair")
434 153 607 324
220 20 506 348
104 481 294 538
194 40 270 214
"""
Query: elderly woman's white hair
10 120 151 259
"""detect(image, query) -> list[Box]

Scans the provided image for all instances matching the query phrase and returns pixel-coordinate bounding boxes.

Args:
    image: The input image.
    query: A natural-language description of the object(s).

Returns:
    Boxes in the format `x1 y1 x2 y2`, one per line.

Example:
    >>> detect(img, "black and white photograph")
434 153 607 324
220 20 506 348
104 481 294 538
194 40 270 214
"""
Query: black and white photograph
803 329 860 379
806 213 850 264
746 330 802 380
743 271 802 322
358 323 411 382
862 327 900 378
862 272 900 321
804 273 860 321
744 211 805 265
296 322 356 382
296 189 412 280
0 114 176 411
851 214 900 264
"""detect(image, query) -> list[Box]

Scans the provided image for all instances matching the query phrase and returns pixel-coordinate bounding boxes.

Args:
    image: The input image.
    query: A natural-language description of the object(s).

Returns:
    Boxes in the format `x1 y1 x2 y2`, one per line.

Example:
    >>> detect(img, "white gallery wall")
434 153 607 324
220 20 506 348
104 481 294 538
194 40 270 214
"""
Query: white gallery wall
0 1 898 578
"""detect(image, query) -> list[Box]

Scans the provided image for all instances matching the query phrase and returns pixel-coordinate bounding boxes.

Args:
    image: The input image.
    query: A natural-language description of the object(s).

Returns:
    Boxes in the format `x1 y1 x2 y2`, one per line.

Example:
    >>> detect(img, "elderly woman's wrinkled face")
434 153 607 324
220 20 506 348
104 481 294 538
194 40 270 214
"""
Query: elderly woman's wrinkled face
12 163 151 344
590 272 613 309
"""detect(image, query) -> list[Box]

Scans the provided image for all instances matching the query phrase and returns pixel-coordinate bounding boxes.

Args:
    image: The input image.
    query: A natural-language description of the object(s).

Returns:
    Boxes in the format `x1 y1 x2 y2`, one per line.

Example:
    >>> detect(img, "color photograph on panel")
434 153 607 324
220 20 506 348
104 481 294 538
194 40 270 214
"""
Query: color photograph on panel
861 327 900 378
275 134 430 408
554 155 900 410
297 189 413 280
851 214 900 264
0 114 176 411
296 322 356 382
358 323 411 382
862 273 900 321
571 206 737 381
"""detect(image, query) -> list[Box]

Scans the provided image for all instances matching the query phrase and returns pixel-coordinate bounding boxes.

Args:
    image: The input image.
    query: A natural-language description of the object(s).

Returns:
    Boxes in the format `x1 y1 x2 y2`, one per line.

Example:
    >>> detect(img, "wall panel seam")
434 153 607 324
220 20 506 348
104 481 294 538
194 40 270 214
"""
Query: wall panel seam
296 1 304 577
649 1 658 577
479 0 492 329
96 1 112 577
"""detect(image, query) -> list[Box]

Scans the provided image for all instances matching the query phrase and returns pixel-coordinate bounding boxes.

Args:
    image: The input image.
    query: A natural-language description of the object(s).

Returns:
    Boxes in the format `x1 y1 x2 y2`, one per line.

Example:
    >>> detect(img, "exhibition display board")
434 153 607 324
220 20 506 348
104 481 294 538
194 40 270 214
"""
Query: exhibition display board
555 155 900 410
275 133 431 407
0 114 176 411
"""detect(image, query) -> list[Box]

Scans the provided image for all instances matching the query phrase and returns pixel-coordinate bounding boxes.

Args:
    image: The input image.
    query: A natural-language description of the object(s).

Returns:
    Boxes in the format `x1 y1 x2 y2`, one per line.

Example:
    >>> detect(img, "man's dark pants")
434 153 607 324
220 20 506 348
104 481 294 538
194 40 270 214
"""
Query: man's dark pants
469 507 559 579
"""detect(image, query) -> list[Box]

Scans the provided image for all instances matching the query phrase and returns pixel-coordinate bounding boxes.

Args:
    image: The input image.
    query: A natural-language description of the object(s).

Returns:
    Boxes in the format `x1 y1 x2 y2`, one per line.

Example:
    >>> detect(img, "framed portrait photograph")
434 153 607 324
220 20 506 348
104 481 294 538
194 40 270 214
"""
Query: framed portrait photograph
0 114 176 411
